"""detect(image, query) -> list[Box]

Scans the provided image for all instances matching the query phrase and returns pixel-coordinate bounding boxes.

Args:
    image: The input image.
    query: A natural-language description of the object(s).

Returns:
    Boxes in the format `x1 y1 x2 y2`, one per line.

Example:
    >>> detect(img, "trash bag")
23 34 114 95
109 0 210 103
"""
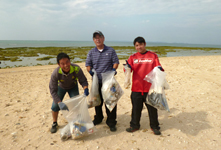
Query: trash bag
88 69 101 108
101 71 124 112
123 64 131 89
144 67 170 112
59 94 96 140
60 123 72 141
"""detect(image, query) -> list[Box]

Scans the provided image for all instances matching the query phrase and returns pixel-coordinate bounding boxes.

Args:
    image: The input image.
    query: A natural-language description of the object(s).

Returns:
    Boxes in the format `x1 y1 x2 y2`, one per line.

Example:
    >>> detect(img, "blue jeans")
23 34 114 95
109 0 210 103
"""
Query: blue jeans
51 84 79 112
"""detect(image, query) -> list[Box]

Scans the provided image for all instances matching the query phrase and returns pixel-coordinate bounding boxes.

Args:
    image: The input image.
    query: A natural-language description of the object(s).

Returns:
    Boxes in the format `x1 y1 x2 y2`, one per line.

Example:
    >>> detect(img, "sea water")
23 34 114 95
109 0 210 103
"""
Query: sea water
1 40 221 49
1 40 221 68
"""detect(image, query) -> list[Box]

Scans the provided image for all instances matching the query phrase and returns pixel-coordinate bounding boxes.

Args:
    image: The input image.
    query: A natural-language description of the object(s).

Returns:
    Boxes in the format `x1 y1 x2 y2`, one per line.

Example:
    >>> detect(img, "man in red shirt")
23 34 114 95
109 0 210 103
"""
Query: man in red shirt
126 37 164 135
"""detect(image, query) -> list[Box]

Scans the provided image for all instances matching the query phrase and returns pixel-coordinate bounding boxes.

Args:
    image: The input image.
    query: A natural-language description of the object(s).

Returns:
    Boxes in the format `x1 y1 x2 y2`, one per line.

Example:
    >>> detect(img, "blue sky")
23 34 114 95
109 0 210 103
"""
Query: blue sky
0 0 221 45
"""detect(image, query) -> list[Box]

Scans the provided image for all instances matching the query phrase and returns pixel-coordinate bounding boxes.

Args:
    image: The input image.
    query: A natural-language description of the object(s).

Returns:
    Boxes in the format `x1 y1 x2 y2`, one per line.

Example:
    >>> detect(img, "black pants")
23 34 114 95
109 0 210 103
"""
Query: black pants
130 92 160 129
93 83 117 127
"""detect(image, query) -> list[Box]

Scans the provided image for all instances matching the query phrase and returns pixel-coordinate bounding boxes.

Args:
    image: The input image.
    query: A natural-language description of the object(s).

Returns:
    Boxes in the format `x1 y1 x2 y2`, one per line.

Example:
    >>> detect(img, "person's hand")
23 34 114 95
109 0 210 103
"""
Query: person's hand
112 68 117 75
58 102 69 111
89 70 94 76
126 60 131 69
158 66 164 71
84 88 89 96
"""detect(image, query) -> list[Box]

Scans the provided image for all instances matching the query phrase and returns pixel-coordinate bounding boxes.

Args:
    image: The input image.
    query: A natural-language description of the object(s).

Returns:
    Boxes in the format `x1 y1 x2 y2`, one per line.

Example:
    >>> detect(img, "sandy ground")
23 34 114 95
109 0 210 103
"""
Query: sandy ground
0 55 221 150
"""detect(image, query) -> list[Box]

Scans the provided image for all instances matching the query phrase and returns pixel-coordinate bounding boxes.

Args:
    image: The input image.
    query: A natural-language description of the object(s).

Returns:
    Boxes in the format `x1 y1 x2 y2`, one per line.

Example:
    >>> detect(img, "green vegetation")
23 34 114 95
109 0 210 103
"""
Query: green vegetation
1 46 221 68
10 57 22 62
36 56 54 61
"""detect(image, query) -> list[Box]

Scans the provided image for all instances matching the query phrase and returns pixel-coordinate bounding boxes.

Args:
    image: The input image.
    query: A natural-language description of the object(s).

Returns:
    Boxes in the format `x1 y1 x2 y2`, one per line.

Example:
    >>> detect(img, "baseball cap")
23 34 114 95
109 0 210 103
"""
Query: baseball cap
93 30 104 38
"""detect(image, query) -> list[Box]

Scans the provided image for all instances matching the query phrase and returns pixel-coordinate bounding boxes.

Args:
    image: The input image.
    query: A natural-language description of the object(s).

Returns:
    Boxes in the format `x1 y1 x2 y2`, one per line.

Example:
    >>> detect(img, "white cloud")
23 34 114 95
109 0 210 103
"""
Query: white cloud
1 0 221 21
0 0 221 44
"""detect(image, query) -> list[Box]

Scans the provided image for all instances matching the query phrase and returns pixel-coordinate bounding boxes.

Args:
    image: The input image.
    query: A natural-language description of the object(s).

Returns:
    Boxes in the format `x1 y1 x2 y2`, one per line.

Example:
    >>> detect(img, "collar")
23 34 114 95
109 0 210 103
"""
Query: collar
58 65 74 75
95 44 107 52
140 50 148 55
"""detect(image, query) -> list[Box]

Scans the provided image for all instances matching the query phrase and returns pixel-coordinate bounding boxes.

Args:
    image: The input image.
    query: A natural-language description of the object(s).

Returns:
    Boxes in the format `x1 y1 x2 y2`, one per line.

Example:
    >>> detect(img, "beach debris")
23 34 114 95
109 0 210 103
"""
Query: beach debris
144 67 170 112
88 69 101 108
123 64 131 89
11 132 17 138
101 71 124 112
59 94 96 141
5 103 11 107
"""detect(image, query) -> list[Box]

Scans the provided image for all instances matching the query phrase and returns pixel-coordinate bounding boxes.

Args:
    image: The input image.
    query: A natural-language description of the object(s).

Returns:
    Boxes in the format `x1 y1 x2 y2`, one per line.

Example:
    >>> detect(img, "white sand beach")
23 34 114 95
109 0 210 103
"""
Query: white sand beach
0 55 221 150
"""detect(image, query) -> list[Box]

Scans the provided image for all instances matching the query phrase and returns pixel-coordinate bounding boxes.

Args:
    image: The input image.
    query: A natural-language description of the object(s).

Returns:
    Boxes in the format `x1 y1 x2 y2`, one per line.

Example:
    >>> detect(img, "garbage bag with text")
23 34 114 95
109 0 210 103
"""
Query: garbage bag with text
88 69 101 108
123 64 131 89
101 71 124 112
144 67 170 112
60 94 96 140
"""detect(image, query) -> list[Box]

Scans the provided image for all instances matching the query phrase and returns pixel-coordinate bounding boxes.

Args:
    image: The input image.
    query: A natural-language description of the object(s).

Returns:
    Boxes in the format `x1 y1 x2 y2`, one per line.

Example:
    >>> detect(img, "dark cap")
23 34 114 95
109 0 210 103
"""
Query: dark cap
93 30 104 38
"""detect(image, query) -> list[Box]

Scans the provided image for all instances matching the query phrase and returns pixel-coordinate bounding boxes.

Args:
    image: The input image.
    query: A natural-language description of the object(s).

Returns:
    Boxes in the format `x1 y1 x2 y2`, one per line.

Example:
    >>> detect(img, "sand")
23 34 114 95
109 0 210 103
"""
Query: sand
0 55 221 150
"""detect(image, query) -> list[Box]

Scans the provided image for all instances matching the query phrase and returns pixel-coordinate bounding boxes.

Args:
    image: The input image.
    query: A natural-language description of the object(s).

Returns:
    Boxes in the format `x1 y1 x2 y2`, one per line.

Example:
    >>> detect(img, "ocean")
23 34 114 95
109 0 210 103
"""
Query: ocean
1 40 221 48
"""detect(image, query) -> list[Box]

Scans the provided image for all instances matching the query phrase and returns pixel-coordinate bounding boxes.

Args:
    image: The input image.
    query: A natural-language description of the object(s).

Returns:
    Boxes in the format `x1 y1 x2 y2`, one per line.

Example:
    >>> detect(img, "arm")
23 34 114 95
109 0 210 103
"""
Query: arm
86 51 94 76
83 85 88 89
154 54 164 71
49 70 62 104
86 66 94 76
113 63 118 70
112 48 119 68
111 48 119 73
77 67 89 88
127 55 133 71
86 66 91 72
77 67 89 96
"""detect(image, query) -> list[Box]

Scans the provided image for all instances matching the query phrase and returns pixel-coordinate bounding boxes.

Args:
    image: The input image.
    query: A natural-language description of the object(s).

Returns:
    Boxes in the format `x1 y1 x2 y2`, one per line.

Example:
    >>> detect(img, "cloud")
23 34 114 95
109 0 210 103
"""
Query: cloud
0 0 221 44
1 0 221 21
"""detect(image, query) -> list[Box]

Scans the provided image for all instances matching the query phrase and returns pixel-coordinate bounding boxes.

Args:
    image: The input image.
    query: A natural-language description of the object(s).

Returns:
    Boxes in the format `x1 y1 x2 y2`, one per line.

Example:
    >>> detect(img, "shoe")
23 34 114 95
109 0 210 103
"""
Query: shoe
92 120 102 126
151 128 161 135
126 127 139 133
50 122 58 133
110 126 117 132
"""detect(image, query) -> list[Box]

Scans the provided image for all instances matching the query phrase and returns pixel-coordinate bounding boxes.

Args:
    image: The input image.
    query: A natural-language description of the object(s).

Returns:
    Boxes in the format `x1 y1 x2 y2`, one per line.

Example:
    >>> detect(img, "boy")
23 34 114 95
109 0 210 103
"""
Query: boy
126 37 164 135
49 52 89 133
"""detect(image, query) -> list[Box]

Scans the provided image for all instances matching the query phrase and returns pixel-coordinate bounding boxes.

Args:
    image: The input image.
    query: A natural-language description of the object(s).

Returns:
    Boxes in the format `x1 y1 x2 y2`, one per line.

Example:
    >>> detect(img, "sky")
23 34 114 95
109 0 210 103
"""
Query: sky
0 0 221 45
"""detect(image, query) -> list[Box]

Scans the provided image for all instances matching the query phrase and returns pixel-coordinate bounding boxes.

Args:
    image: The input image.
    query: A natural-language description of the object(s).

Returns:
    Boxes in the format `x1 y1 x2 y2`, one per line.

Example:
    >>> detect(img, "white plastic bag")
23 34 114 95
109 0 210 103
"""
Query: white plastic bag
123 64 131 89
88 69 101 108
101 71 124 112
144 67 170 112
60 123 72 141
60 94 96 140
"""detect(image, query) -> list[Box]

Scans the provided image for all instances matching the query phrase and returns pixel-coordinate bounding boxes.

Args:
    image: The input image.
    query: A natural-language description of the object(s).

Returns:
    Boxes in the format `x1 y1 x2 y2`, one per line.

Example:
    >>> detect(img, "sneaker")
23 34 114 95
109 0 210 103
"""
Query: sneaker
151 128 161 135
110 126 117 132
50 122 58 133
126 127 139 133
92 120 102 126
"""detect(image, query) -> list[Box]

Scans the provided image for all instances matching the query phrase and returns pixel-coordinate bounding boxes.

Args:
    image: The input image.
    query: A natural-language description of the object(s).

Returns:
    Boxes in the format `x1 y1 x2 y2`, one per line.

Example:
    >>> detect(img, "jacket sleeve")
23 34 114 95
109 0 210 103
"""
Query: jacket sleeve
77 67 89 88
127 55 133 71
49 69 61 104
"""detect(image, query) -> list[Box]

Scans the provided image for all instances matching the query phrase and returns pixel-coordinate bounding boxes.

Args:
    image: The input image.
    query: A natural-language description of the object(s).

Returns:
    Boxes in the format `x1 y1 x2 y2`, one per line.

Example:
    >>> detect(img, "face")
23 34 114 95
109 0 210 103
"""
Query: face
58 58 71 73
93 34 104 48
134 42 146 54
